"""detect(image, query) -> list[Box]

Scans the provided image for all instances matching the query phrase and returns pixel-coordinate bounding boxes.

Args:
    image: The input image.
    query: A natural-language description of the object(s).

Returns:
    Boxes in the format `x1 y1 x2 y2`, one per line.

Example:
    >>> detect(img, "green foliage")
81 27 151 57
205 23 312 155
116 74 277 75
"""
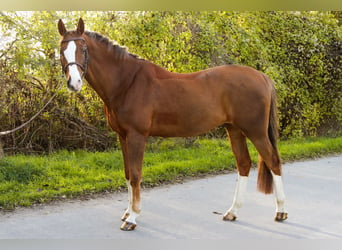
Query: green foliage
0 11 341 154
0 158 46 183
253 12 342 137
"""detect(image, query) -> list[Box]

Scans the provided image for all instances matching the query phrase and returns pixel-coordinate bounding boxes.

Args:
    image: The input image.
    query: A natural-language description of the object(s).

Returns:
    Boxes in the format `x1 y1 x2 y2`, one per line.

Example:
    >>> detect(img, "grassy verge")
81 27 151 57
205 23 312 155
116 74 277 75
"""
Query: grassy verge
0 136 341 210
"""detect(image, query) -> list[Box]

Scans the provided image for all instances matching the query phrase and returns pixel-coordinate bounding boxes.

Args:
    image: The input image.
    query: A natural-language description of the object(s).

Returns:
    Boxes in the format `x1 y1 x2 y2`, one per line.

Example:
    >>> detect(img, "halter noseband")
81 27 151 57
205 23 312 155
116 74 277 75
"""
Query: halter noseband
60 37 89 77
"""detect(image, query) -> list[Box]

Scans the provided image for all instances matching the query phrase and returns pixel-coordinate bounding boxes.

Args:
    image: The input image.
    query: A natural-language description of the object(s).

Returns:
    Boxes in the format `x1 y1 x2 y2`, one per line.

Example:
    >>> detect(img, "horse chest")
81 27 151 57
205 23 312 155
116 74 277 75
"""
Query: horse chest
105 111 121 133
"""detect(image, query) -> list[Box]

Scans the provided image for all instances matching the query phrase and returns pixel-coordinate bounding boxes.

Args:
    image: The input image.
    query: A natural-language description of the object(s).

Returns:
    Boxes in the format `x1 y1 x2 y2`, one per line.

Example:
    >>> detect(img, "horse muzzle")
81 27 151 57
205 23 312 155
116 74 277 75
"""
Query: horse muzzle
67 77 83 92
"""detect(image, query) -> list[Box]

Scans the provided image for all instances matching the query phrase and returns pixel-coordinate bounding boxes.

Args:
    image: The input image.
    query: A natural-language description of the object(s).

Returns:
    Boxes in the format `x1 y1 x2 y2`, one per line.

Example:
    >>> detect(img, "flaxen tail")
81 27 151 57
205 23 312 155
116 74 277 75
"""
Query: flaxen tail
257 78 280 194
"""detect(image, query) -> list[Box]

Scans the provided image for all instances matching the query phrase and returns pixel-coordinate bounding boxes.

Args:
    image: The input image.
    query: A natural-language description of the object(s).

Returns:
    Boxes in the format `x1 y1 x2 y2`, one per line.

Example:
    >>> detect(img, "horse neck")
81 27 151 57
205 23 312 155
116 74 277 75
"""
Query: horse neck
84 37 141 108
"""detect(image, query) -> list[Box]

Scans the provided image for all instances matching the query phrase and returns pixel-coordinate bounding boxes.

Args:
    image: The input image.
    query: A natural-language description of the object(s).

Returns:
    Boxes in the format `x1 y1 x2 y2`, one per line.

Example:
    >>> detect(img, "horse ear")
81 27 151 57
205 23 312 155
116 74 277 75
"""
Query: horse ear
77 18 85 34
58 19 67 36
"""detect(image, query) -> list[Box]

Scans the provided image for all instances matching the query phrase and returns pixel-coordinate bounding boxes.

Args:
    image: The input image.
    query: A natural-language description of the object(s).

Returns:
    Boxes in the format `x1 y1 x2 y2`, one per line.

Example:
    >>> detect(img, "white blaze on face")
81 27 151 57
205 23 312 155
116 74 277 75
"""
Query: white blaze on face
63 41 83 92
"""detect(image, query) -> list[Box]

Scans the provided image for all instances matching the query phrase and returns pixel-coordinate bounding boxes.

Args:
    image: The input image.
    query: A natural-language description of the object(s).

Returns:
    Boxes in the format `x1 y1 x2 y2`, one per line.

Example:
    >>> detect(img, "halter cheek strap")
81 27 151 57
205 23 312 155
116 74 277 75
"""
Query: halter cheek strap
60 37 89 77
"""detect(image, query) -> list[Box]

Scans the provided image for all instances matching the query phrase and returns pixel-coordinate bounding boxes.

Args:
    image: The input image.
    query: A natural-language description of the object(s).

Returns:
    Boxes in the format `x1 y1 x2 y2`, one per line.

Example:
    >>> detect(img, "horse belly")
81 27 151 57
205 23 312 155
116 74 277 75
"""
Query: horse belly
149 109 227 137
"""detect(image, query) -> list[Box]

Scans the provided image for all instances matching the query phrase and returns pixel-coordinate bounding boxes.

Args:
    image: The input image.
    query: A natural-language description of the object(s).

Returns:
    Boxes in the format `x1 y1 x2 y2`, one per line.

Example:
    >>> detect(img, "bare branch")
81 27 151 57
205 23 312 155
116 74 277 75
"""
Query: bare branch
0 38 18 58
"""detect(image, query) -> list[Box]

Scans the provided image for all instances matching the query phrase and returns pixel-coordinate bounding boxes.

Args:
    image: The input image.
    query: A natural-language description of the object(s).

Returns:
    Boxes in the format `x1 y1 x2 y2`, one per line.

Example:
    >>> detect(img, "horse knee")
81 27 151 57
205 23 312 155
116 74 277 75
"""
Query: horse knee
129 174 141 187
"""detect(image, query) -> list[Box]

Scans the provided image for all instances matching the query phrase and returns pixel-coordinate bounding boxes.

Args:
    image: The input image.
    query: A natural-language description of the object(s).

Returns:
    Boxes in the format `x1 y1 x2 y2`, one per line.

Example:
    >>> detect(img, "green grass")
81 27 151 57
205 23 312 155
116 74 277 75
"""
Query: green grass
0 136 341 210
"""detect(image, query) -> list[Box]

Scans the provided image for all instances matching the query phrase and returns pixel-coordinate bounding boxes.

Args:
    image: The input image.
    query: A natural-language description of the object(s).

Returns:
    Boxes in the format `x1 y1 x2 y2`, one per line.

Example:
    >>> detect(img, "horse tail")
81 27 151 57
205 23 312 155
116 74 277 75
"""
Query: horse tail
268 83 279 152
257 77 279 194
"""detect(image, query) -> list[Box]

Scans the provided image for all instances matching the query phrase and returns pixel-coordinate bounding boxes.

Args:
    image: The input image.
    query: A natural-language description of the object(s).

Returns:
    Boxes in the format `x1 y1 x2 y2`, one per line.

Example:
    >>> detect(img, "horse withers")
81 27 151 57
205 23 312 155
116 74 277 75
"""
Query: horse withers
58 18 288 231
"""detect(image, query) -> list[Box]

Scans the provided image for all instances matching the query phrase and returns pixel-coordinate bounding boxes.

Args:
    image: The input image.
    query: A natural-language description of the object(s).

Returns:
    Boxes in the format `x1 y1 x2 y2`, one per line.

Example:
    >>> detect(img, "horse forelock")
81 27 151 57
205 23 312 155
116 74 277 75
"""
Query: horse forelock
84 31 140 61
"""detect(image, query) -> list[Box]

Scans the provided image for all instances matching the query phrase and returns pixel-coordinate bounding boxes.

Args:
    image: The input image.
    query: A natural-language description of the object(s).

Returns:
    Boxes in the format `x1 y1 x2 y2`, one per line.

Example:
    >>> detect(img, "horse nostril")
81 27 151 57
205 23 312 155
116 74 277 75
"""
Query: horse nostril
67 78 76 91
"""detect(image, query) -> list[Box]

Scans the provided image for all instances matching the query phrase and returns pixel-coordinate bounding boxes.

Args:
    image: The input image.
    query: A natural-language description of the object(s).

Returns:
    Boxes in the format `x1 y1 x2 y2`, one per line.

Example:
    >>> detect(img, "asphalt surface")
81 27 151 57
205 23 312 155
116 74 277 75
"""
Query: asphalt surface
0 155 341 239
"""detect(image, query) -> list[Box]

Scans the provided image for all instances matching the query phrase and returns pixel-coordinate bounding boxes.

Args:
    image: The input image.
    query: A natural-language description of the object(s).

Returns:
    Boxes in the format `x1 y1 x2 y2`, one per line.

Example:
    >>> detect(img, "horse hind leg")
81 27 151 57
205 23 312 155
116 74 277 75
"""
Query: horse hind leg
223 125 252 221
272 171 288 221
251 136 288 222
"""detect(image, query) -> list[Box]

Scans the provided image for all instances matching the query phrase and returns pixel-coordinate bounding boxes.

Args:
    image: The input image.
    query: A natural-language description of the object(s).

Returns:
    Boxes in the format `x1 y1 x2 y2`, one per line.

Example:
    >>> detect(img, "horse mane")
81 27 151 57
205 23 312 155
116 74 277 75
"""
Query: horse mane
84 31 141 61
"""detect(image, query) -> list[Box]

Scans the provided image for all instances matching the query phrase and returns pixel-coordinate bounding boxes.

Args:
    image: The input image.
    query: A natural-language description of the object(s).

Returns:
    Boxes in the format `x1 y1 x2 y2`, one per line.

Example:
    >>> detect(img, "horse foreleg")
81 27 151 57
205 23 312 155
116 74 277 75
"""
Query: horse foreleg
120 131 146 231
121 180 131 222
121 176 142 231
121 179 139 231
119 135 131 222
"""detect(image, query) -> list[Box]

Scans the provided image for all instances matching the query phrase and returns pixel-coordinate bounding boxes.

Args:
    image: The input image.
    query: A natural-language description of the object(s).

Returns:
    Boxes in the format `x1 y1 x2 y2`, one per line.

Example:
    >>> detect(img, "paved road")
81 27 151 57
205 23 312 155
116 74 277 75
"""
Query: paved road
0 155 341 239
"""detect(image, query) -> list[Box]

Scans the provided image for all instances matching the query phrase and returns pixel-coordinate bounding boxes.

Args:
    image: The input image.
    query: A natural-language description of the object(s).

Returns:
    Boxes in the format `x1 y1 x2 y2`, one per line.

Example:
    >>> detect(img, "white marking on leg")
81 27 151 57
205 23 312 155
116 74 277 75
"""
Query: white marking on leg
225 174 248 218
124 180 140 225
271 172 286 213
123 180 132 217
63 41 83 91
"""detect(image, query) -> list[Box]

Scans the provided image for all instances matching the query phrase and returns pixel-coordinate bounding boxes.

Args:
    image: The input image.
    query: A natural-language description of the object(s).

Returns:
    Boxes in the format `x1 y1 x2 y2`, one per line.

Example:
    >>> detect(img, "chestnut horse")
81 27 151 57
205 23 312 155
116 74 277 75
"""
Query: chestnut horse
58 18 287 231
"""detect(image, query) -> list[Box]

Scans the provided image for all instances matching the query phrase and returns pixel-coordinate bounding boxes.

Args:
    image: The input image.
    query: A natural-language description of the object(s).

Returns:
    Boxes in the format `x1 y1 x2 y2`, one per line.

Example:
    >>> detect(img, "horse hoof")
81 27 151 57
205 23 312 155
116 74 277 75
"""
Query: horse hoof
121 212 129 222
120 221 137 231
222 212 237 221
275 212 288 222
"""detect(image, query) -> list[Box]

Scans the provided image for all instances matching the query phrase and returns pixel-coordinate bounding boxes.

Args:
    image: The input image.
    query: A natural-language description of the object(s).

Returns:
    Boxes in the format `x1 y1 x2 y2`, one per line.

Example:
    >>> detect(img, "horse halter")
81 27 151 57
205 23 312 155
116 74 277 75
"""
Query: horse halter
60 37 89 77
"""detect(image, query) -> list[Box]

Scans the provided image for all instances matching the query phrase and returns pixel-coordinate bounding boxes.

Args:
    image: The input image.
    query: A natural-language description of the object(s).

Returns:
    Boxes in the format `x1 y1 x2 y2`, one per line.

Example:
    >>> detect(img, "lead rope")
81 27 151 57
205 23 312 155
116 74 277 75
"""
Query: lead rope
0 83 64 136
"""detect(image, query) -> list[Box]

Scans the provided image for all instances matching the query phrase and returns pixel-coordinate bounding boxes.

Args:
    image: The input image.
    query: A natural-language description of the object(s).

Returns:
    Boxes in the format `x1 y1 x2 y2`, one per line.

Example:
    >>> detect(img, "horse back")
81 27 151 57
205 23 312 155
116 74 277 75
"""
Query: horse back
146 64 272 137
